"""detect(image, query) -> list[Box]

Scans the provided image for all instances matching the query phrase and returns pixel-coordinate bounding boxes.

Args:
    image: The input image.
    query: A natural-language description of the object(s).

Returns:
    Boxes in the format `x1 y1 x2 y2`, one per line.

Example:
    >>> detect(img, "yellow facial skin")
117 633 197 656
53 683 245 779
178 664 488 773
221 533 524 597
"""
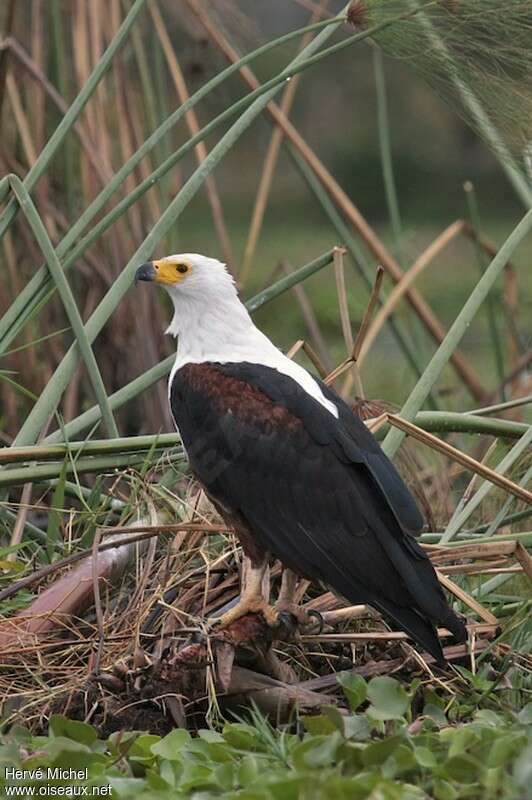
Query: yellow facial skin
152 258 191 286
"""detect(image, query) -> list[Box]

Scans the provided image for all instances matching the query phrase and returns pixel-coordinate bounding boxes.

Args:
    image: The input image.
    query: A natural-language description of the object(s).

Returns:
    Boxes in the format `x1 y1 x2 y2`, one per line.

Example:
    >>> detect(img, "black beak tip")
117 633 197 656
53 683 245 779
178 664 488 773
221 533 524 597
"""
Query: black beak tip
134 262 156 287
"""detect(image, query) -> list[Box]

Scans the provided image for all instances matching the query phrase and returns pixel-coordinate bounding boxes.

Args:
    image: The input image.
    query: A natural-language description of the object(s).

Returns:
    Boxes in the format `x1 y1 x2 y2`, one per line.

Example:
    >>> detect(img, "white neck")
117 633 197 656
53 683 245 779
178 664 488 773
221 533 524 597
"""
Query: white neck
168 290 277 366
166 289 338 418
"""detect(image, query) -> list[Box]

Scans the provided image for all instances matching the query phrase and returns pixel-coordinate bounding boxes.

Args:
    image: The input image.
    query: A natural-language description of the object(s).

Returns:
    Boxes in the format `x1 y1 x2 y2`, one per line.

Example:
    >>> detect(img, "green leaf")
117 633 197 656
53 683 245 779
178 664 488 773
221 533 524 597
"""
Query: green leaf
343 714 372 742
423 704 447 727
487 732 524 768
291 733 342 770
238 755 260 787
338 673 367 711
304 713 339 736
361 736 404 767
48 715 97 746
107 777 146 797
514 744 532 793
433 778 459 800
442 754 482 784
151 728 191 760
222 723 264 752
414 746 437 769
366 677 410 720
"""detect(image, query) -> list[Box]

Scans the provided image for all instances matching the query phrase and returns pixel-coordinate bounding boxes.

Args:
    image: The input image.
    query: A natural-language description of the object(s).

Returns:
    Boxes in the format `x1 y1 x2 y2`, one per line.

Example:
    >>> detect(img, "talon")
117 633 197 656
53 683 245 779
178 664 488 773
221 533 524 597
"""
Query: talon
273 605 323 634
306 609 324 634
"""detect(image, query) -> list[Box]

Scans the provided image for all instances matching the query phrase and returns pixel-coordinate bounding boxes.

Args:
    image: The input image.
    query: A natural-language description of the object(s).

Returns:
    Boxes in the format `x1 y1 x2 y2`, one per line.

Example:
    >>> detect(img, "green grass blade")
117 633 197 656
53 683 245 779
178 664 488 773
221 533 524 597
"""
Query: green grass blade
6 175 118 437
373 47 403 262
0 449 185 488
464 182 506 394
46 460 67 559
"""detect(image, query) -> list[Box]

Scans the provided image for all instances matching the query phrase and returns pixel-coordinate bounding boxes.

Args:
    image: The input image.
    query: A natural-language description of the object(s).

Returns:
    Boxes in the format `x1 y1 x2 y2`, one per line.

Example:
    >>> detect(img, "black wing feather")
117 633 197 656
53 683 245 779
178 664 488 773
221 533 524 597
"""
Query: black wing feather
171 362 466 661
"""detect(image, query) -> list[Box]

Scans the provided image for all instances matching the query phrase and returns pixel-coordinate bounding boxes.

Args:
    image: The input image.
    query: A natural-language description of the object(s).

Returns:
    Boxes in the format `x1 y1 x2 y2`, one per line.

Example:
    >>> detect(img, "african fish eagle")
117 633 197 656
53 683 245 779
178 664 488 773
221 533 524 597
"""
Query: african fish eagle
135 253 466 663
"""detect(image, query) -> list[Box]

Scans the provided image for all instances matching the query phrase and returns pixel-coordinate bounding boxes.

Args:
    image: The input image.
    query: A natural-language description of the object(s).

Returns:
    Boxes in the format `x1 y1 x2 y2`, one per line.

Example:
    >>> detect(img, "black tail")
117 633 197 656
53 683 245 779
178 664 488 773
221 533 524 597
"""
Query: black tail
440 608 468 644
372 597 446 665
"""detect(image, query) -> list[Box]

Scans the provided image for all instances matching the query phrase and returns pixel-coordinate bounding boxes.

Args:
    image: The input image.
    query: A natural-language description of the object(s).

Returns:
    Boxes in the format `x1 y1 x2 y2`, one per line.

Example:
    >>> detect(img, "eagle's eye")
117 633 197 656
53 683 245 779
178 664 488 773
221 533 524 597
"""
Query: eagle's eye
176 264 188 274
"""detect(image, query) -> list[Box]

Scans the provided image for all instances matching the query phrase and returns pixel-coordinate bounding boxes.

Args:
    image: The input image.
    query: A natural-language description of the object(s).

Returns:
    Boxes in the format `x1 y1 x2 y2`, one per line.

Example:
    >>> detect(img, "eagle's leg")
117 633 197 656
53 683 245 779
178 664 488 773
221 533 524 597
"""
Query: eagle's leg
276 568 299 611
215 555 278 628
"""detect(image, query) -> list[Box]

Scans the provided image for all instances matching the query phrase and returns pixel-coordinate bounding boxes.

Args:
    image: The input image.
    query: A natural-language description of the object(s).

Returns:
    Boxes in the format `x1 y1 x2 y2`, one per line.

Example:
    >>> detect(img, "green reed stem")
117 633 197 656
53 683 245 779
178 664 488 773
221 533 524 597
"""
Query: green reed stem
6 175 118 437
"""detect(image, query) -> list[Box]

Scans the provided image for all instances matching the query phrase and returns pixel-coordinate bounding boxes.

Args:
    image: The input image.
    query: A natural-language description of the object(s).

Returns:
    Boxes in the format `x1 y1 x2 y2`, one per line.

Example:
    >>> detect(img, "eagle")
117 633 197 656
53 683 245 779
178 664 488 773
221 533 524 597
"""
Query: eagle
135 253 466 663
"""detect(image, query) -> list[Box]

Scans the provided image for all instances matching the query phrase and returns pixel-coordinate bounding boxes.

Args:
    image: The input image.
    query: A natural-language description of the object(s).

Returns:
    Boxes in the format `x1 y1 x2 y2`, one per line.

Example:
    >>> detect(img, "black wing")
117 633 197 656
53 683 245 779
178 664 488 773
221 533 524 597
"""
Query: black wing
171 362 465 662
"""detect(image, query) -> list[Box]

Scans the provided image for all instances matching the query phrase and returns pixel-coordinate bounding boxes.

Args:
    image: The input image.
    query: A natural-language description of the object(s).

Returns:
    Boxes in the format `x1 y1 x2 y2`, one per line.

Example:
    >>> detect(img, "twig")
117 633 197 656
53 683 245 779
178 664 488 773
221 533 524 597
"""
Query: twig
91 529 105 674
287 339 329 378
301 622 498 643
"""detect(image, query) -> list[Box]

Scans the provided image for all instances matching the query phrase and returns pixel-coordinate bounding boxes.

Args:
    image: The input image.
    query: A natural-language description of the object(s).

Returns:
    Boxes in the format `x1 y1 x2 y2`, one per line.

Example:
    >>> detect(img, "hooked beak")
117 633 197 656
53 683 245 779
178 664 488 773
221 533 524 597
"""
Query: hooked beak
134 262 156 286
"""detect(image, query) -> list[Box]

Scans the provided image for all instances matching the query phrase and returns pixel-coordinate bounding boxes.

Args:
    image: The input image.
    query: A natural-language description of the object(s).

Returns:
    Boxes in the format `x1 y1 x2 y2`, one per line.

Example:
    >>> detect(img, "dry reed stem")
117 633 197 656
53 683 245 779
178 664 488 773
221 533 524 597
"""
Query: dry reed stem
287 338 330 377
387 414 532 505
342 265 385 396
442 561 520 576
301 622 498 644
358 221 465 366
334 246 354 353
7 482 32 562
436 572 499 624
429 541 517 562
353 266 385 361
515 543 532 580
321 604 368 623
324 266 384 387
239 0 329 285
282 262 333 372
0 523 229 603
5 74 38 166
184 0 486 399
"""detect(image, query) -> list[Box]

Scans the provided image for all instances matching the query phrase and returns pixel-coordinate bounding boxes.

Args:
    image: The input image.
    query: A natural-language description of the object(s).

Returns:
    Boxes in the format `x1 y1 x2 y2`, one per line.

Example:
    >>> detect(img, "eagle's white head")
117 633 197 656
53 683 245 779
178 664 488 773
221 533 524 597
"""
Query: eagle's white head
135 253 236 305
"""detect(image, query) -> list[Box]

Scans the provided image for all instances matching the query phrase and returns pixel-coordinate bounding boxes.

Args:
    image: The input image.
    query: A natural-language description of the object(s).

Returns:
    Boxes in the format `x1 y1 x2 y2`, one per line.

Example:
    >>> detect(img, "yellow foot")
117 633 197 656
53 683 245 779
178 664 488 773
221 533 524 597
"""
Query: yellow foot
213 596 278 629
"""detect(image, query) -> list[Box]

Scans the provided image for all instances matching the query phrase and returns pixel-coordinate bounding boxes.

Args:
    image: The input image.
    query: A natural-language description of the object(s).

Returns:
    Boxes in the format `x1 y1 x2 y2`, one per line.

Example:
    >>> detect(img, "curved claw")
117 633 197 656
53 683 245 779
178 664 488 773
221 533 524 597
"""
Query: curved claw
306 609 324 634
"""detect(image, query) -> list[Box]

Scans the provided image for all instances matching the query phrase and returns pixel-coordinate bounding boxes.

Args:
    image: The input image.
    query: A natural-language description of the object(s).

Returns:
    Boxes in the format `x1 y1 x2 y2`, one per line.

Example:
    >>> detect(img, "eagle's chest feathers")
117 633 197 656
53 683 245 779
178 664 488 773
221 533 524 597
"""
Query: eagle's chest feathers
170 362 301 437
